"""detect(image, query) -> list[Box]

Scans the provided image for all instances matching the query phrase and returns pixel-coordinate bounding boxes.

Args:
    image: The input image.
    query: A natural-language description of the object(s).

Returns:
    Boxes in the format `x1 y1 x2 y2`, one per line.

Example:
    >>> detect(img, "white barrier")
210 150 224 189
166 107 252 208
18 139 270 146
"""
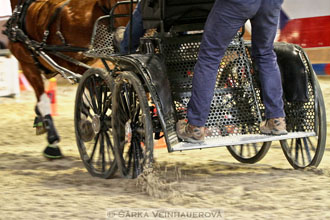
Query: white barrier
0 0 12 21
0 50 20 97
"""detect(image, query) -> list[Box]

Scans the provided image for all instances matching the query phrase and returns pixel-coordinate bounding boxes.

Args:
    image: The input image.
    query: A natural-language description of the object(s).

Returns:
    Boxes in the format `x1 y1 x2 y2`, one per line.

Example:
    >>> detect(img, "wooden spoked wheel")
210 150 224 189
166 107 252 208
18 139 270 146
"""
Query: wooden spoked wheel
112 71 153 178
74 68 117 178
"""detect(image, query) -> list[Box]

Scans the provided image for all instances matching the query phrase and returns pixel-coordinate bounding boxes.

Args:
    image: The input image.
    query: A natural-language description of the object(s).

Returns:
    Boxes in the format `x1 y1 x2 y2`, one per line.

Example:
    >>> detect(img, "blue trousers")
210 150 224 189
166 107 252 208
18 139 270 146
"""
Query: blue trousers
120 3 145 54
187 0 285 127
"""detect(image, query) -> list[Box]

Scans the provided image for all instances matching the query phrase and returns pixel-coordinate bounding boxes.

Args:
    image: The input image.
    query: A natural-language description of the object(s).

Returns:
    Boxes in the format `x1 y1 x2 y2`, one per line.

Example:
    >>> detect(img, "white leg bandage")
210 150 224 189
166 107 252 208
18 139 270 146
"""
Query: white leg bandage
37 93 51 117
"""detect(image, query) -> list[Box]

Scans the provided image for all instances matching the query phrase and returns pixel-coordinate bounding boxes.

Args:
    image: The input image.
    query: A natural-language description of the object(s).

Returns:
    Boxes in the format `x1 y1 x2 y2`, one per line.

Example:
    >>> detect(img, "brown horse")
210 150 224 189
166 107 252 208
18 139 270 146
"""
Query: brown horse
7 0 130 158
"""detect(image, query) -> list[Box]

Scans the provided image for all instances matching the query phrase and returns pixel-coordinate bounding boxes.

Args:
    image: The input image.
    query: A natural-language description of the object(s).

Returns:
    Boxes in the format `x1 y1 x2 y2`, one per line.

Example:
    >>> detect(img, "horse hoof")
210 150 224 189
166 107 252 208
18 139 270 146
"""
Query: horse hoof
43 144 63 159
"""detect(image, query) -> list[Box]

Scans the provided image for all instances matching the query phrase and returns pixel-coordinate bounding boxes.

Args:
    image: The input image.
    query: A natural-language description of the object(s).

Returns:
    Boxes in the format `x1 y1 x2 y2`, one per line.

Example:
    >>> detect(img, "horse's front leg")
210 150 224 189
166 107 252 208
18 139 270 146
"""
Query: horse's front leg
36 93 62 159
20 62 63 159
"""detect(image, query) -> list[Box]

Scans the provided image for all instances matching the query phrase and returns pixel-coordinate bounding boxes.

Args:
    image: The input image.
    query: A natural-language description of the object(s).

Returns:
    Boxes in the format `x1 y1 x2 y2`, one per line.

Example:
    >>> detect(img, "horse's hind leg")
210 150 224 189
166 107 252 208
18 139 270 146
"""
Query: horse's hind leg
20 62 63 159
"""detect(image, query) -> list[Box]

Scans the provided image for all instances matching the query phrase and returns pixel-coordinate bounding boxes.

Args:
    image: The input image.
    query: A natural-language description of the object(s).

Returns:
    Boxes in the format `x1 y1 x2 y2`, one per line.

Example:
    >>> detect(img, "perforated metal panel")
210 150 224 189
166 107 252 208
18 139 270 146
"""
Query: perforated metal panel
283 52 315 133
83 17 316 140
162 34 262 138
160 34 315 139
250 48 316 134
85 15 115 57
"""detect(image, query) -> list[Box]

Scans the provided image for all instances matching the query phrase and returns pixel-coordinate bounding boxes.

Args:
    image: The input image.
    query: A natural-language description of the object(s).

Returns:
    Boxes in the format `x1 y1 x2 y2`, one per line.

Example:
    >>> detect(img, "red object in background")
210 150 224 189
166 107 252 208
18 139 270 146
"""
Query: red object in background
46 78 58 116
19 71 32 91
154 137 167 149
325 64 330 75
46 90 55 104
279 15 330 48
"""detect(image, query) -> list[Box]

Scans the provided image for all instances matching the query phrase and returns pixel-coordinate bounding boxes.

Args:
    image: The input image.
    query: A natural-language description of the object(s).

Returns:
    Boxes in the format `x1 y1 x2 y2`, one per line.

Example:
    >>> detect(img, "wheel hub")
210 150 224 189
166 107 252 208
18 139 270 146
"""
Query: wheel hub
125 120 132 143
79 119 95 142
92 115 101 133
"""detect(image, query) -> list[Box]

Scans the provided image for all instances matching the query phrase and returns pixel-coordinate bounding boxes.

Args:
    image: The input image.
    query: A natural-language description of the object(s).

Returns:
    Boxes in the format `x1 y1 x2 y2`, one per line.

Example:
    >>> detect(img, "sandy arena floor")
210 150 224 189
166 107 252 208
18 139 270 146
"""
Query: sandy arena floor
0 77 330 220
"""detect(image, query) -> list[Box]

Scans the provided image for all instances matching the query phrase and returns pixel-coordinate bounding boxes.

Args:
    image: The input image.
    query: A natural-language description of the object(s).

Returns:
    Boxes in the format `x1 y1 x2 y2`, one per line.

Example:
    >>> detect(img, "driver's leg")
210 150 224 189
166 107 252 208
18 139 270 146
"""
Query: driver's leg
178 0 261 143
120 3 146 54
251 0 287 135
187 0 259 127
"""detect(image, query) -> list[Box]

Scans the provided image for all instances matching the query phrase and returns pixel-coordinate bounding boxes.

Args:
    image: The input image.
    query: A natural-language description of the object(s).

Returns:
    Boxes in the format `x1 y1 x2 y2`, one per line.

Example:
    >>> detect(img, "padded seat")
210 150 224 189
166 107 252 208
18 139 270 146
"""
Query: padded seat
142 0 215 30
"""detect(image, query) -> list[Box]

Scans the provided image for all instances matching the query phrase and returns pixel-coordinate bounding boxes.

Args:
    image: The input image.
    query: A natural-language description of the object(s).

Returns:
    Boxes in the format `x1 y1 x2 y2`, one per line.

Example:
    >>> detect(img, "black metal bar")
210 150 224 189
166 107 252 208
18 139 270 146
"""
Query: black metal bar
107 1 138 30
240 37 263 123
39 51 81 83
43 45 88 52
109 1 137 17
128 0 134 54
298 46 318 134
48 51 91 69
101 58 111 73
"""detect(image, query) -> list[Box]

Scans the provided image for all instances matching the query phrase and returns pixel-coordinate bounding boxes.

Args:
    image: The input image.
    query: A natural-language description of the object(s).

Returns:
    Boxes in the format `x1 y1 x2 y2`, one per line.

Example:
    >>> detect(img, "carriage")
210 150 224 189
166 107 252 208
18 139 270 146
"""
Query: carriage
8 0 327 178
71 0 327 179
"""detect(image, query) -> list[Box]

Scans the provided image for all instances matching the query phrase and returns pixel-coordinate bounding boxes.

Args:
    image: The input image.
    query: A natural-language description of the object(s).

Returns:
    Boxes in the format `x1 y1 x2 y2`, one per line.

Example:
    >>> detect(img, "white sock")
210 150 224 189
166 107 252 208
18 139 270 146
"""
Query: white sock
37 93 51 117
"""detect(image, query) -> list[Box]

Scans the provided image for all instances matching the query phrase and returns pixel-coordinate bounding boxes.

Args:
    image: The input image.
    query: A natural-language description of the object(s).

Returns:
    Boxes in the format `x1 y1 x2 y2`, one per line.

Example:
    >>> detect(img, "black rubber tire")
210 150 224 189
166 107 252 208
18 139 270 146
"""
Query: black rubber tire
280 76 326 169
74 68 117 178
112 71 154 179
226 142 271 164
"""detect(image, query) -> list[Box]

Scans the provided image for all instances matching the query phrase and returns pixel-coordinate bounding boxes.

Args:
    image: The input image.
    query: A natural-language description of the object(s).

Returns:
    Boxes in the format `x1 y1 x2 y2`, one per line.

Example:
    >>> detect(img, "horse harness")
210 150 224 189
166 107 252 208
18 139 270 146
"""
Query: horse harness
3 0 92 76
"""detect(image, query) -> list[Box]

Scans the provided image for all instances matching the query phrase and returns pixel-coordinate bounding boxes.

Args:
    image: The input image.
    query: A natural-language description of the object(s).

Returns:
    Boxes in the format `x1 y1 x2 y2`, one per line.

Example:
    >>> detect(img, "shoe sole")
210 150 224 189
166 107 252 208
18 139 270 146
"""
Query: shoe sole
177 134 205 144
182 138 205 144
261 130 288 136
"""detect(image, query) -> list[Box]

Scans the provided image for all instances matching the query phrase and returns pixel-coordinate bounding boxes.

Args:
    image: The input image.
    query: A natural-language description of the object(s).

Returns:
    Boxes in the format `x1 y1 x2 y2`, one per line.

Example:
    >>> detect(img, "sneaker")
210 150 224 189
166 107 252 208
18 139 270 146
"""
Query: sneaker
260 117 288 135
176 120 205 143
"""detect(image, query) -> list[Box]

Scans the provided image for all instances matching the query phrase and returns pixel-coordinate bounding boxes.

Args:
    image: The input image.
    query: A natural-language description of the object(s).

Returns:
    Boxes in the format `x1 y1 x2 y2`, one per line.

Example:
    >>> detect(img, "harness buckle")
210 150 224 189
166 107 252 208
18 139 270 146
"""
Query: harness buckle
42 30 50 43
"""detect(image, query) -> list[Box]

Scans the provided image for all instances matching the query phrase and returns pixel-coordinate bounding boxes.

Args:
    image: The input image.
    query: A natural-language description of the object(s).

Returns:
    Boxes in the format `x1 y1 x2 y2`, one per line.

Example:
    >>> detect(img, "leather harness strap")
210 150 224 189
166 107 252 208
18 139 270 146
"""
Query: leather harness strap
19 0 35 33
42 0 71 45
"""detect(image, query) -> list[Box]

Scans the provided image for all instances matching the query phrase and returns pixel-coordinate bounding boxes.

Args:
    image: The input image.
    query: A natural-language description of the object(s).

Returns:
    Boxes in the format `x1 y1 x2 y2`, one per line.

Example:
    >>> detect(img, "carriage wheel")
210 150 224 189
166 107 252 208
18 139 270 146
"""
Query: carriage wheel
74 68 117 178
112 71 153 179
280 78 326 169
226 142 271 164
